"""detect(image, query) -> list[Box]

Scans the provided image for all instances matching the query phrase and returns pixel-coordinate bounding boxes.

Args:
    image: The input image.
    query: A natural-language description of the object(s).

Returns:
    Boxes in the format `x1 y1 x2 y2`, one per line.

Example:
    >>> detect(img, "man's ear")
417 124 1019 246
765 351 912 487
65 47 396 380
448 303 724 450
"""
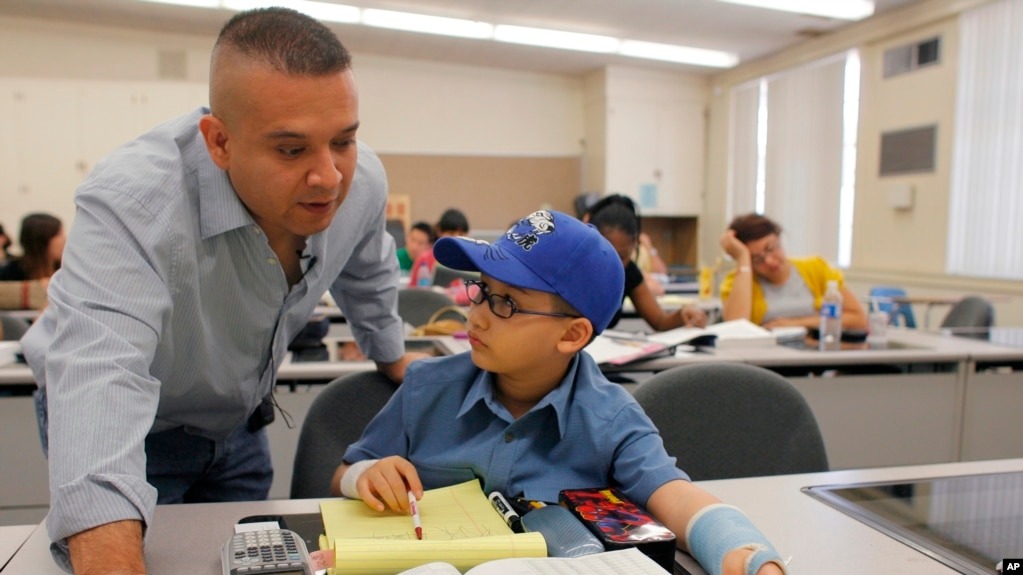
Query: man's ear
557 317 594 355
198 114 231 170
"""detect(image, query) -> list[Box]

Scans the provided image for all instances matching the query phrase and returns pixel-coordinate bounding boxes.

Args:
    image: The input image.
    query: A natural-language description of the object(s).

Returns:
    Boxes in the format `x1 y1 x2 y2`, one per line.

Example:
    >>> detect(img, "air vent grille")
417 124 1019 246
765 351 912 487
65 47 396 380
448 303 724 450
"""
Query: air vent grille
884 36 941 78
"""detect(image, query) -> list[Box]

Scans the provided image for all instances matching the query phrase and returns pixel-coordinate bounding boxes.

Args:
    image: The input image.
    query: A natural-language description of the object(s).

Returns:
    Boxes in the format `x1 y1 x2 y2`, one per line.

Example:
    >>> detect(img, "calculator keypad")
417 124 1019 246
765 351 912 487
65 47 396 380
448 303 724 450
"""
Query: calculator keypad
228 529 306 572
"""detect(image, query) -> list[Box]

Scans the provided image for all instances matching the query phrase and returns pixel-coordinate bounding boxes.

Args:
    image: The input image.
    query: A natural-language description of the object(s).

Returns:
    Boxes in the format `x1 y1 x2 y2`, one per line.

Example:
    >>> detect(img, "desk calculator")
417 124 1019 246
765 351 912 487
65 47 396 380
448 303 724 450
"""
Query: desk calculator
221 528 313 575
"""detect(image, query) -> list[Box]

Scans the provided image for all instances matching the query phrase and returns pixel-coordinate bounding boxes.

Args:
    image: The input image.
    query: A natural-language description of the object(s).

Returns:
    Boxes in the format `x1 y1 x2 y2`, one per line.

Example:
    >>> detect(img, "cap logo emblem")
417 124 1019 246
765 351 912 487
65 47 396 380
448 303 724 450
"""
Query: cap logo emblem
508 210 555 251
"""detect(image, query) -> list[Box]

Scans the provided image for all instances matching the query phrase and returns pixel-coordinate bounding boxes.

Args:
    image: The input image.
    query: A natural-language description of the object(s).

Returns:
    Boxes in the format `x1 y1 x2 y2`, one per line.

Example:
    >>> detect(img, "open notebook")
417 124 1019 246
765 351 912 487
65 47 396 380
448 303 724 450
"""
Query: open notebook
320 480 547 575
584 319 777 365
396 547 668 575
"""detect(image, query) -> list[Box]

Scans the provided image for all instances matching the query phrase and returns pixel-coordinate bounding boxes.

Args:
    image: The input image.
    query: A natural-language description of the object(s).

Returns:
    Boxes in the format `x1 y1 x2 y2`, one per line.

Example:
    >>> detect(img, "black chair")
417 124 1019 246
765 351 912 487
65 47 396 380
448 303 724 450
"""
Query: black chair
431 264 479 290
0 313 30 341
632 362 828 481
290 370 398 499
385 218 406 251
397 287 458 328
940 295 994 329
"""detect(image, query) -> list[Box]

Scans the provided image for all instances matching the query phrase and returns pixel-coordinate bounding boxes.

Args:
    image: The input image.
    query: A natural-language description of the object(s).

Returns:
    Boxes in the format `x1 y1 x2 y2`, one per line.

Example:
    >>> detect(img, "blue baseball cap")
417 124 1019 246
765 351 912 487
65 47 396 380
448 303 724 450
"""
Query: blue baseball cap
433 209 625 334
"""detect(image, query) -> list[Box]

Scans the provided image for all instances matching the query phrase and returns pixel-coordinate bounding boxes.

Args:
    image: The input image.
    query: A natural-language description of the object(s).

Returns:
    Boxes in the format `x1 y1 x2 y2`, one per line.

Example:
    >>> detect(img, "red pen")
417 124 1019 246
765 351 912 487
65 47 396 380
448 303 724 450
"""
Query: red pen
408 490 422 540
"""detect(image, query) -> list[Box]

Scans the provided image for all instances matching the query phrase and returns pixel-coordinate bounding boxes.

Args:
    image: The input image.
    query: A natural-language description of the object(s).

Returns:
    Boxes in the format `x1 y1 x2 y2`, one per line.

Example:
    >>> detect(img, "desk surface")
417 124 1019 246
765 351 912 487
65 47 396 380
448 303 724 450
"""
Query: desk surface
7 326 1023 386
0 524 37 571
7 458 1022 575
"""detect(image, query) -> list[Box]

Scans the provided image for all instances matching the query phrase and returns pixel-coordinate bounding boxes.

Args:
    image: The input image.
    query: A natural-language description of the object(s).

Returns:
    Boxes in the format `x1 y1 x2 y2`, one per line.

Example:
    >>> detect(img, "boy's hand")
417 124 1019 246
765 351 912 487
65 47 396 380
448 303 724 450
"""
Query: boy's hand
357 456 424 513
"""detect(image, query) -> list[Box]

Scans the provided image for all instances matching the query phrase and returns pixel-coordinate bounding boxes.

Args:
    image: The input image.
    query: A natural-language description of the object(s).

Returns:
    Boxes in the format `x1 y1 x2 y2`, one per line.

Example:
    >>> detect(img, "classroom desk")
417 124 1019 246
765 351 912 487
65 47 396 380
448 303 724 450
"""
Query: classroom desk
7 458 1021 575
4 329 1021 509
0 524 37 572
621 327 1023 470
277 333 469 382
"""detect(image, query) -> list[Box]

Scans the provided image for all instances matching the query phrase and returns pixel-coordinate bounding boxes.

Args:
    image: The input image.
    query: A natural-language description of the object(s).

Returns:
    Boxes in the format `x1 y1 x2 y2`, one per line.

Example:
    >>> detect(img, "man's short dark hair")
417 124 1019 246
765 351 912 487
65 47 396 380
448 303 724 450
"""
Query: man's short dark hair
437 209 470 234
215 7 352 76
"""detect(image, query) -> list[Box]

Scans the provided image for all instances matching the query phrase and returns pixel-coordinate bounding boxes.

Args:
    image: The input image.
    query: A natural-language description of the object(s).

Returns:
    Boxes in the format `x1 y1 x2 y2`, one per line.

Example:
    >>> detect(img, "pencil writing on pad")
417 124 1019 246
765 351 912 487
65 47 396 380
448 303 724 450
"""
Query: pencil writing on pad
408 490 422 540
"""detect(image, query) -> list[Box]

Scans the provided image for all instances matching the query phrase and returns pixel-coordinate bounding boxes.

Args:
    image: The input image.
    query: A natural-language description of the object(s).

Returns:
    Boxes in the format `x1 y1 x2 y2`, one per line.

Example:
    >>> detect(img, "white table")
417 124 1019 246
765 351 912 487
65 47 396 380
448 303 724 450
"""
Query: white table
0 524 37 571
8 459 1022 574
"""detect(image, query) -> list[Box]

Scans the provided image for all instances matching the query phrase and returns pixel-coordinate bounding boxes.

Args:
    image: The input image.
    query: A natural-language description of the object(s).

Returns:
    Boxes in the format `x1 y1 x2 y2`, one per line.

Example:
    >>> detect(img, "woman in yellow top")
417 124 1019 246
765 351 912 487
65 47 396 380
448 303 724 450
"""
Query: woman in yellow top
719 213 867 330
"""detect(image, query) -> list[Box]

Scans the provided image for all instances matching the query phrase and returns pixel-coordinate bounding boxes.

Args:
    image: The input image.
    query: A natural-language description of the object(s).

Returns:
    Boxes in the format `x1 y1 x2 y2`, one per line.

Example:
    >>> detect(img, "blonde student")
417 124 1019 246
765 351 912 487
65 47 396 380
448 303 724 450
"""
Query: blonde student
333 210 787 575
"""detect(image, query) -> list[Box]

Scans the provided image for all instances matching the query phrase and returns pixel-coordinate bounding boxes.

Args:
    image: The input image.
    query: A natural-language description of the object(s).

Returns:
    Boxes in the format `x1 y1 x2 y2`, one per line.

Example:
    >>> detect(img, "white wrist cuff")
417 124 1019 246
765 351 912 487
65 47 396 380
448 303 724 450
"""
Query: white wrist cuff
340 459 378 499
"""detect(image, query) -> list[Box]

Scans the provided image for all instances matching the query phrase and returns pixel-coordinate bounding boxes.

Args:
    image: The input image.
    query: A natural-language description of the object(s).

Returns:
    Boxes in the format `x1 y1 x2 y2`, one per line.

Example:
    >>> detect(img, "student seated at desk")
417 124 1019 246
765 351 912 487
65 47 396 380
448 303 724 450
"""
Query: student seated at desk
407 208 469 288
0 213 65 282
396 220 436 273
719 213 867 331
585 195 707 331
0 222 12 265
333 210 787 575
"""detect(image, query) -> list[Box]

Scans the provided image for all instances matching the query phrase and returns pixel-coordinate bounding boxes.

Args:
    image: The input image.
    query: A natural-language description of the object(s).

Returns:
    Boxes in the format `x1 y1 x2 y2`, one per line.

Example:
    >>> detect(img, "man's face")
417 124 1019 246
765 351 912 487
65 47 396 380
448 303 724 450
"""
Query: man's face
201 66 360 245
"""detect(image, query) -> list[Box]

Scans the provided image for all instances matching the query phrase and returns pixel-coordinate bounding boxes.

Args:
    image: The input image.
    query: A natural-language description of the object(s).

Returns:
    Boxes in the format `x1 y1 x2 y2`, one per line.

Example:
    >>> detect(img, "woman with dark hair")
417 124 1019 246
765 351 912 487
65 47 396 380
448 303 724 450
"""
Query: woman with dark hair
0 213 65 281
0 223 12 265
719 212 866 329
586 195 706 331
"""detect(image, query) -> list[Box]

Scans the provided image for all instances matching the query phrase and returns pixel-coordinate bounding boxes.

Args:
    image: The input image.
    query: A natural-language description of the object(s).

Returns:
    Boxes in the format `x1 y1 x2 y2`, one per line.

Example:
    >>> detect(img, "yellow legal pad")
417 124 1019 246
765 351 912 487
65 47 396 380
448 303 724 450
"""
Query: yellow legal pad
320 479 548 575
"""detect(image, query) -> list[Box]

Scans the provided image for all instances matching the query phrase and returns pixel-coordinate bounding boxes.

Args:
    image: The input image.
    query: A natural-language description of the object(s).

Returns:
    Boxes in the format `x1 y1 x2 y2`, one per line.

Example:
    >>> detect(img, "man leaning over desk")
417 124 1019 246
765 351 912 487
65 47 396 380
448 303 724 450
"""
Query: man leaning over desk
21 8 423 574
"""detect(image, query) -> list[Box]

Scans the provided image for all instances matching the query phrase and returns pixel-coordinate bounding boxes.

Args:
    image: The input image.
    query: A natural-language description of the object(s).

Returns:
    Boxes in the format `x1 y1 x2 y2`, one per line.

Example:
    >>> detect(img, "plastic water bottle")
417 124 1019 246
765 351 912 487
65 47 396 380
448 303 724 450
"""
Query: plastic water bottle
416 261 433 289
819 280 843 351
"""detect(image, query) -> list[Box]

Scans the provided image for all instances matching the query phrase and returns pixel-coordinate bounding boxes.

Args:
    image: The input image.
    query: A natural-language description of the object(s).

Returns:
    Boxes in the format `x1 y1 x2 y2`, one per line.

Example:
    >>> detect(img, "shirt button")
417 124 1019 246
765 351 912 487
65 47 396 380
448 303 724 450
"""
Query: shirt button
503 433 514 443
253 227 261 235
266 258 276 265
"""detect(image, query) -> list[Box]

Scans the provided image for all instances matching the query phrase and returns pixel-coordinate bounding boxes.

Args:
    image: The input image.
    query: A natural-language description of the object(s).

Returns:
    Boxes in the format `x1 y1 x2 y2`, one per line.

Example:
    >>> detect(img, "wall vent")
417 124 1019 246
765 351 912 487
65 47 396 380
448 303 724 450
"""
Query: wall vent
879 125 937 176
883 36 941 78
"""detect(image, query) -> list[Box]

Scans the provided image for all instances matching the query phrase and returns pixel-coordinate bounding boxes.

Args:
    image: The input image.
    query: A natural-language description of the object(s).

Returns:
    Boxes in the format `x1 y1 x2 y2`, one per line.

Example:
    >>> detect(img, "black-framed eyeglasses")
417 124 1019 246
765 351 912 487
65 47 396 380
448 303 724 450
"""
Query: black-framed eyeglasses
463 279 581 320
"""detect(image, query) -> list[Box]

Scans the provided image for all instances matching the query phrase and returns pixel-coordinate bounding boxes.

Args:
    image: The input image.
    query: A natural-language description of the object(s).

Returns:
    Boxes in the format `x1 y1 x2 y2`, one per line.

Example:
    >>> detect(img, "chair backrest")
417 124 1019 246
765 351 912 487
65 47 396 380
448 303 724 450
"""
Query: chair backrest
397 288 457 328
940 295 994 329
868 286 917 328
290 370 398 499
0 313 30 341
431 264 479 290
385 218 406 251
632 362 828 481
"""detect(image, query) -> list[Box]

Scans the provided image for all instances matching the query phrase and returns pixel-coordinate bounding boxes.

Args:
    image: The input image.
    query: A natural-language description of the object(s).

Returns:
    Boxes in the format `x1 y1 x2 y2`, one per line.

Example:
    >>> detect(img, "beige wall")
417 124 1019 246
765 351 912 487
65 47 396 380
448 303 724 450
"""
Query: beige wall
0 15 592 238
704 0 1022 326
853 18 958 276
3 1 1021 325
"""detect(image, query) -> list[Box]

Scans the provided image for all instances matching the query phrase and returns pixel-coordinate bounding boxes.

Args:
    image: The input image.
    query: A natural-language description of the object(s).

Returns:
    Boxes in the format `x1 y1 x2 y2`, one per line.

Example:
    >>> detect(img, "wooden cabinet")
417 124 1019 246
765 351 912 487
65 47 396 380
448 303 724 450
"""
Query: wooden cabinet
644 216 698 268
605 97 705 216
583 67 708 218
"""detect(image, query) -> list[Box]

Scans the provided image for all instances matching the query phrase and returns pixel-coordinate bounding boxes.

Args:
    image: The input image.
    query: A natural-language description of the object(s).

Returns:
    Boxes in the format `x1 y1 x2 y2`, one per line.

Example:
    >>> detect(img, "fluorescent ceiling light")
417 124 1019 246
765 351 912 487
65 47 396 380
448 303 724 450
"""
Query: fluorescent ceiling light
136 0 220 8
716 0 874 20
288 1 360 24
362 9 492 39
494 25 619 54
131 0 738 68
220 0 359 22
619 40 738 68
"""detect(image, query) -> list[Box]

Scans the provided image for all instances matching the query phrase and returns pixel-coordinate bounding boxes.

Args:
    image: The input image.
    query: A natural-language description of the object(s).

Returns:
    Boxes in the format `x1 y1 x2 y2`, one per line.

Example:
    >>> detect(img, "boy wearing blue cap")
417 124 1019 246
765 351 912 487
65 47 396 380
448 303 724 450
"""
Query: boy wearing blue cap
332 210 786 575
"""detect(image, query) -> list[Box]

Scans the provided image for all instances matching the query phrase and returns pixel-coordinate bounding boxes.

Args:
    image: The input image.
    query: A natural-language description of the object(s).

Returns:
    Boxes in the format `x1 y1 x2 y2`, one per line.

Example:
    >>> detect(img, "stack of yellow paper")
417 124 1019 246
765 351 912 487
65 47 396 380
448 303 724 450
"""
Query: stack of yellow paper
320 480 548 575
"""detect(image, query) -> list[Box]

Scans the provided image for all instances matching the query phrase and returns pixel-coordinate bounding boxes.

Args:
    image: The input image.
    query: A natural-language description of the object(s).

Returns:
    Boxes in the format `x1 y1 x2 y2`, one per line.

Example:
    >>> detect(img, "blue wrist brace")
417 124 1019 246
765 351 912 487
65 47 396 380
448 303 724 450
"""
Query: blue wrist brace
686 504 786 575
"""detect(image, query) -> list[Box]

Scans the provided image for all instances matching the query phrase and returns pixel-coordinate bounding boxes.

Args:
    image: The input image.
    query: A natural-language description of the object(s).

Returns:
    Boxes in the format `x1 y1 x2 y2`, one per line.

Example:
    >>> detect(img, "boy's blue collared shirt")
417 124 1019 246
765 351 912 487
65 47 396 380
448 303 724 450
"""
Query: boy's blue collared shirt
345 351 688 506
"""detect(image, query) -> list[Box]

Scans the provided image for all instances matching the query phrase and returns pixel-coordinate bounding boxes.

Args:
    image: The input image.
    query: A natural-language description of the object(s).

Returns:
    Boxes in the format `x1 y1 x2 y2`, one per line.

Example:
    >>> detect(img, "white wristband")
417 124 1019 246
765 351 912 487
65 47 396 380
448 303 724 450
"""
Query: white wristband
339 459 378 499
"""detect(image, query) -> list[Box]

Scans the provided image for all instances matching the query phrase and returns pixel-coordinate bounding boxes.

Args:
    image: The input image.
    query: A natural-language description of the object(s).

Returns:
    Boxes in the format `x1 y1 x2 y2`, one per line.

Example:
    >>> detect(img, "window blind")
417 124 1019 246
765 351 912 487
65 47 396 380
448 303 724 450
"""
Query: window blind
948 0 1023 279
